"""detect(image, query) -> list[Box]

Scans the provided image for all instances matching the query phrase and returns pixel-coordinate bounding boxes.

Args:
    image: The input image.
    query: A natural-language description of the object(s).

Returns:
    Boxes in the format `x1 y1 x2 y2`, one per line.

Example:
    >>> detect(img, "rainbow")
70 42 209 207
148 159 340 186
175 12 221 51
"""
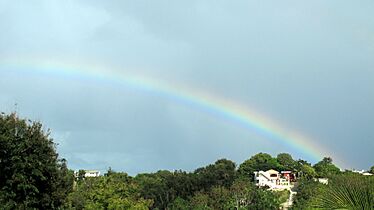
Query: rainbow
0 57 344 166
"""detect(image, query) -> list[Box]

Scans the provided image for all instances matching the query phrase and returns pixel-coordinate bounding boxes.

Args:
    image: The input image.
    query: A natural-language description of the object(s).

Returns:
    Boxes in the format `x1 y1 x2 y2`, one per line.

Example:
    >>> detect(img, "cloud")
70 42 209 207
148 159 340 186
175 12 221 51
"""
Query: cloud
1 0 373 172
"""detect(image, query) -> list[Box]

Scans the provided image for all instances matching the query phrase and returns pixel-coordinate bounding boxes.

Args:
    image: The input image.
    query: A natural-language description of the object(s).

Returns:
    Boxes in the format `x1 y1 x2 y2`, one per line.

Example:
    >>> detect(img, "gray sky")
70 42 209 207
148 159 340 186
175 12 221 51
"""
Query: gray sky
1 0 373 174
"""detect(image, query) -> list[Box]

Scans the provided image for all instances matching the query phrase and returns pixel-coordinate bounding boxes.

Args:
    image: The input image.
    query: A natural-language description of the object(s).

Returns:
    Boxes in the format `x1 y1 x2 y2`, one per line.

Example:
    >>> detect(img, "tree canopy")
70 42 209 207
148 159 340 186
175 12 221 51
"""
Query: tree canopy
238 152 282 179
312 174 374 209
2 112 369 209
313 157 340 178
370 165 374 174
0 113 73 209
276 153 297 171
67 171 152 209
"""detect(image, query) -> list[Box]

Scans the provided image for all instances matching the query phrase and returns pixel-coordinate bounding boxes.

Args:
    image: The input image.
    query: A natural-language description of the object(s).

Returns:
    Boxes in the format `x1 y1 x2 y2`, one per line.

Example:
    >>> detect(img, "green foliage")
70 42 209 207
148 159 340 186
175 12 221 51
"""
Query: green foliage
188 178 280 210
313 157 340 178
8 112 370 210
133 159 237 209
250 188 281 210
207 186 231 209
77 170 86 182
1 118 366 210
291 178 326 209
168 197 190 210
370 165 374 174
228 177 280 210
298 162 317 179
0 113 73 209
274 190 290 204
312 174 374 210
292 174 374 210
194 159 237 190
135 171 169 209
190 191 211 210
133 155 280 210
277 153 297 171
228 178 255 209
135 170 195 209
238 153 282 179
67 171 152 209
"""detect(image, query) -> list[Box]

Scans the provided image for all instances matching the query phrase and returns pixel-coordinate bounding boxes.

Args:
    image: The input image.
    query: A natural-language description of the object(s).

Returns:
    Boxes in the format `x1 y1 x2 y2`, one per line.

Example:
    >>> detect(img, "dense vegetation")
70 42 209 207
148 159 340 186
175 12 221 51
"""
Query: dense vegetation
291 174 374 209
0 113 73 209
1 113 373 209
66 161 283 209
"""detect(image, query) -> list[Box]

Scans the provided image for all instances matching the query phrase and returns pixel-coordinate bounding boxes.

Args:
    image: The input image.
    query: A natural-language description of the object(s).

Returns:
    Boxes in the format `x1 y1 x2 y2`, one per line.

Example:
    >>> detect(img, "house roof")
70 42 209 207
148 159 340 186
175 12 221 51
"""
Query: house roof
266 169 279 174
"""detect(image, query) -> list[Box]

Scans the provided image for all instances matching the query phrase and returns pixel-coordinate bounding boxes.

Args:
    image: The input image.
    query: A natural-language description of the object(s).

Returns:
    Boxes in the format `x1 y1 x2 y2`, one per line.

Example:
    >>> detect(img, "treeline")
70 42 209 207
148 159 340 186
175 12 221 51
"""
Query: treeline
67 158 284 209
291 173 374 209
1 113 373 209
66 153 369 209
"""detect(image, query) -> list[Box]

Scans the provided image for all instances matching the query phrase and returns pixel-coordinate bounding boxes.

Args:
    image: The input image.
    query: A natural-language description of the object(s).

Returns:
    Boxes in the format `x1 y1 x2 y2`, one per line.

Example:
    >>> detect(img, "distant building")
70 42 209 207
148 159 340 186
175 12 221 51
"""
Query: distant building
314 178 329 185
352 169 373 176
74 170 100 178
254 169 294 190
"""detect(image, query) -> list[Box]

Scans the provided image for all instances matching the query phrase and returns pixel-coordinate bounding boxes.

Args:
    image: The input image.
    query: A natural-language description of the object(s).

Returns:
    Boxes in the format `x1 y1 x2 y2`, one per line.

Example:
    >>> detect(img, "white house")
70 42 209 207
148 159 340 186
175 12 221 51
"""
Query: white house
352 169 373 176
74 170 100 178
84 170 100 177
254 169 291 190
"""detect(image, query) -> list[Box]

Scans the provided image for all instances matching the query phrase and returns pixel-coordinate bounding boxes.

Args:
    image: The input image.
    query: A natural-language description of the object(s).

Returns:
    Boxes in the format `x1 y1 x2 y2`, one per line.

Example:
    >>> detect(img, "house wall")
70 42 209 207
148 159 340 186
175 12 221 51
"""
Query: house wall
254 170 291 190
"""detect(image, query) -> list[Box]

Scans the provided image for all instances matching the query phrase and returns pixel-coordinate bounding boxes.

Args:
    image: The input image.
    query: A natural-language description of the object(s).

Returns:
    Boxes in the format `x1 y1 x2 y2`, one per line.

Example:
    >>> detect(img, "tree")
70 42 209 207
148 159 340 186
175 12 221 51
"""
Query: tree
194 159 237 190
277 153 297 171
68 171 152 209
313 157 340 178
299 164 317 179
312 174 374 209
135 172 168 209
370 165 374 174
167 197 190 210
295 159 317 179
291 178 325 210
190 191 211 210
77 169 86 181
205 186 231 209
238 153 281 179
228 177 256 209
0 113 73 209
56 159 75 207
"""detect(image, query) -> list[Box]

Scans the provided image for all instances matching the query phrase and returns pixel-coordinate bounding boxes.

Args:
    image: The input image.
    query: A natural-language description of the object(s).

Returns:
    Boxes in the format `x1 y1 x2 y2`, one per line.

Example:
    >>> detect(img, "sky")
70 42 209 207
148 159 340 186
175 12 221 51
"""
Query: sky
0 0 373 174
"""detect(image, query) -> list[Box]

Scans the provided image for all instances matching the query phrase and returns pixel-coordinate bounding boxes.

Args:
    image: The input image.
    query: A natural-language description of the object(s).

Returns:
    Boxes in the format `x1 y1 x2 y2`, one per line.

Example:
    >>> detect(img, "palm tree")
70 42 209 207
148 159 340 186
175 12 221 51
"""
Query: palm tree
312 174 374 209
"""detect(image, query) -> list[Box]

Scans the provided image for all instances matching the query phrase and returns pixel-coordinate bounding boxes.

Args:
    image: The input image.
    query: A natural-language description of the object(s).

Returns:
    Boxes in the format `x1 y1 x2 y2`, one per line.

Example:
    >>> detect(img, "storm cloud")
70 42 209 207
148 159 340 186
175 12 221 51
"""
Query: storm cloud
1 0 373 174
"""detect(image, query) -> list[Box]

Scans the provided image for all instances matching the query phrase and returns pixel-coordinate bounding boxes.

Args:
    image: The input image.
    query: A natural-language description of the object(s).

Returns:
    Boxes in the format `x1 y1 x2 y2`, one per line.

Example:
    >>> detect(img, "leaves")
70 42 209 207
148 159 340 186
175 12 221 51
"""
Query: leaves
312 174 374 210
1 113 367 210
238 152 282 179
67 171 153 209
0 112 73 209
313 157 341 178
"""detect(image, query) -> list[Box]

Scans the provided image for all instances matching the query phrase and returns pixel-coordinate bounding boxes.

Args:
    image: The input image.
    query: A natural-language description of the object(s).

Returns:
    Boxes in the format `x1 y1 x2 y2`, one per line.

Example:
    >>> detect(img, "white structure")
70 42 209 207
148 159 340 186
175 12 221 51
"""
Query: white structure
84 170 100 177
74 170 100 178
314 178 329 185
352 169 373 176
254 169 291 190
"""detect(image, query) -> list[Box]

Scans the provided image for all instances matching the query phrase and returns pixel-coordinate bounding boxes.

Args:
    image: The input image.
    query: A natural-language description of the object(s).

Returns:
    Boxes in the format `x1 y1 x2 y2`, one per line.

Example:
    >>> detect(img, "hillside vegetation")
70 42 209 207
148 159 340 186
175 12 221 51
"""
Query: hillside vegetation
1 113 373 209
